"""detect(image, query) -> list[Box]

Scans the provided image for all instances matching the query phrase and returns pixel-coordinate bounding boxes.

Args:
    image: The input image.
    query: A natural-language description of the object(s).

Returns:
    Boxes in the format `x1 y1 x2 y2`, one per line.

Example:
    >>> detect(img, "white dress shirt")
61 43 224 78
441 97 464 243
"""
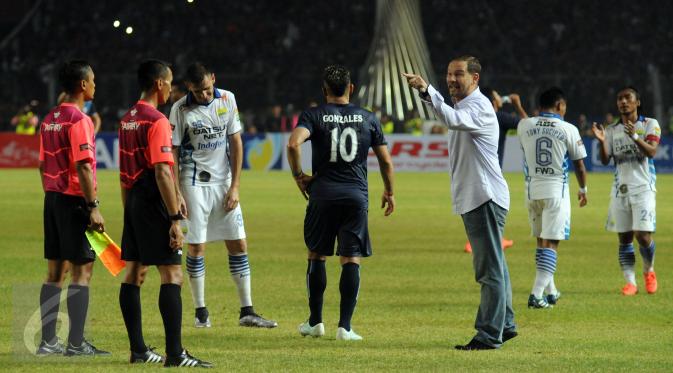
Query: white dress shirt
423 85 510 214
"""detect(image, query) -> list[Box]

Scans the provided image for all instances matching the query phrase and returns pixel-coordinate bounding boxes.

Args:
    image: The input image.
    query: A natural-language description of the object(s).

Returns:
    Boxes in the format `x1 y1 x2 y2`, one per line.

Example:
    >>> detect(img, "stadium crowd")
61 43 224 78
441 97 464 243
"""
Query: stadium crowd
2 0 673 135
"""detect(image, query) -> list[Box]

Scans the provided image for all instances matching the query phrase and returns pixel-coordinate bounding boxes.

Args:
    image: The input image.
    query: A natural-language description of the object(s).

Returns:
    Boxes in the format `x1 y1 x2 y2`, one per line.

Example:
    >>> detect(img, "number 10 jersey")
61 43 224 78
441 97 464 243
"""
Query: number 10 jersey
297 103 387 204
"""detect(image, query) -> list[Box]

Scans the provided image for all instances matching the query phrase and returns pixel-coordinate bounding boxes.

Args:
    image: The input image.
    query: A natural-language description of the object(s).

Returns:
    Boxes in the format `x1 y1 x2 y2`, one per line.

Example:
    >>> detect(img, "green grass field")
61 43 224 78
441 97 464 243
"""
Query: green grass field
1 169 672 372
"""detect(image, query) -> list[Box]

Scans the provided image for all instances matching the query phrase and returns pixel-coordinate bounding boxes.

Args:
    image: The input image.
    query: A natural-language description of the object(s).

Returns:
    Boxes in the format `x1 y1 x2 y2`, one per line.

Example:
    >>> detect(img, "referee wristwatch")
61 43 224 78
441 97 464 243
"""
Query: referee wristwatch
86 199 100 210
169 211 185 221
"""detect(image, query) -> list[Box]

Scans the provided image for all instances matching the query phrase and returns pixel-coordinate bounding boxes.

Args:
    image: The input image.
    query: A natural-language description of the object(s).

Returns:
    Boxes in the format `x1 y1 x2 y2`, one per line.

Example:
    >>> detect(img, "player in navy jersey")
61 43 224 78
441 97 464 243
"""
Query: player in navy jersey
287 65 395 340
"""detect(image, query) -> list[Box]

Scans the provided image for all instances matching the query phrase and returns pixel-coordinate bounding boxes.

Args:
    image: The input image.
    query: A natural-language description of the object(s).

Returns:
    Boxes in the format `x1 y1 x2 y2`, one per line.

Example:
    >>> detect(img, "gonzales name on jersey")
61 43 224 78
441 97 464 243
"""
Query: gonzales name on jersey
297 103 386 205
170 88 242 186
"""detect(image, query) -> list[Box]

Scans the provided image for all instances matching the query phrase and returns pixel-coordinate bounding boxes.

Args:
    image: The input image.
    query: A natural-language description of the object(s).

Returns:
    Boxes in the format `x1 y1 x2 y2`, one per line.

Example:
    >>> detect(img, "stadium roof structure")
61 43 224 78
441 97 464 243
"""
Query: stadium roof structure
356 0 436 122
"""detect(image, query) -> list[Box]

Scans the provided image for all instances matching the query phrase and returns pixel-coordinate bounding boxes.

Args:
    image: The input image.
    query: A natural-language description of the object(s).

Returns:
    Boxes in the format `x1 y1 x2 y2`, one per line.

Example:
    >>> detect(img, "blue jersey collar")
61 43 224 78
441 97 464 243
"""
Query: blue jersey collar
540 112 562 120
186 88 221 106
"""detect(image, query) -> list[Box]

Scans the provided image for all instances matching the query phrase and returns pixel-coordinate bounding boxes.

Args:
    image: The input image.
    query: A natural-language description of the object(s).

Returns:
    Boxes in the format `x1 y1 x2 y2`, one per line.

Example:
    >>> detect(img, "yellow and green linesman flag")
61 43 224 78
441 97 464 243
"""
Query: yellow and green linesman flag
85 230 126 276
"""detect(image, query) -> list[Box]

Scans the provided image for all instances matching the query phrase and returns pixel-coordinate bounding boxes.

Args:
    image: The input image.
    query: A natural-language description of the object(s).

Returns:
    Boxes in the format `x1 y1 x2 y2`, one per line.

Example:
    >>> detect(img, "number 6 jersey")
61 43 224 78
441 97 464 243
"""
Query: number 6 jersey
518 112 587 199
297 103 386 204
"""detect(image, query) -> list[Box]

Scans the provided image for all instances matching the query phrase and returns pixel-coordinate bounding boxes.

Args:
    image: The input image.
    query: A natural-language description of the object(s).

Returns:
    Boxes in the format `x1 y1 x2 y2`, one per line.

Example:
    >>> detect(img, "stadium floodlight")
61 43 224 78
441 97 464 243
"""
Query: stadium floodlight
113 20 120 28
187 0 195 3
125 26 133 34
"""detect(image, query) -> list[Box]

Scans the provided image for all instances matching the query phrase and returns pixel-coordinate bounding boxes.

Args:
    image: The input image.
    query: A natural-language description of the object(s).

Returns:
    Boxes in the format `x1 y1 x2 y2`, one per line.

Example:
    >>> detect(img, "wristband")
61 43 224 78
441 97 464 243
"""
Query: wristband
293 170 304 178
632 133 639 141
579 186 587 194
169 212 185 221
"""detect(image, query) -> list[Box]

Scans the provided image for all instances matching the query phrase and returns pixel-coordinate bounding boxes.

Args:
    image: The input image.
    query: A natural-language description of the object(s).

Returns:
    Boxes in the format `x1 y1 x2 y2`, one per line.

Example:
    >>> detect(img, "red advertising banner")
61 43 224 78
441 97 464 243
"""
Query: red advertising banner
366 135 450 172
0 133 40 168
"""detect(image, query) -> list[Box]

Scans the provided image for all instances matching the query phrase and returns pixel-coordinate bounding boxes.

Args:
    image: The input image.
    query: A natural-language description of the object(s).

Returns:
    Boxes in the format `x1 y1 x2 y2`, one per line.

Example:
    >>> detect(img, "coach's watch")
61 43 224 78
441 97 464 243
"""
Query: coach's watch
419 86 430 99
169 212 185 221
292 169 304 178
86 199 100 210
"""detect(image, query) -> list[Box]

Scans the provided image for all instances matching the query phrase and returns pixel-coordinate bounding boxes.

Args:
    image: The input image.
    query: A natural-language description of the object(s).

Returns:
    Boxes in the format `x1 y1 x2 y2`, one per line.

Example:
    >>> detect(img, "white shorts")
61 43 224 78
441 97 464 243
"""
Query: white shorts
181 184 246 244
526 192 571 241
606 190 656 233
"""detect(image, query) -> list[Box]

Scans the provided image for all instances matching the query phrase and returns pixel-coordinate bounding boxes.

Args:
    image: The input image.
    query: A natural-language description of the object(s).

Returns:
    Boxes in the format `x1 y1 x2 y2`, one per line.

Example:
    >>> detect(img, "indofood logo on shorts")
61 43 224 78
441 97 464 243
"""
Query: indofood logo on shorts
243 133 283 170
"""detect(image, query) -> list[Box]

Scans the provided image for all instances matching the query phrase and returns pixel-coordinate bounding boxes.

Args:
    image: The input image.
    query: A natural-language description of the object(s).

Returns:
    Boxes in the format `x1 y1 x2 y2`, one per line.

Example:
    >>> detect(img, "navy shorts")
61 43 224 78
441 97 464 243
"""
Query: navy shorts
121 175 182 266
304 200 371 257
43 192 95 264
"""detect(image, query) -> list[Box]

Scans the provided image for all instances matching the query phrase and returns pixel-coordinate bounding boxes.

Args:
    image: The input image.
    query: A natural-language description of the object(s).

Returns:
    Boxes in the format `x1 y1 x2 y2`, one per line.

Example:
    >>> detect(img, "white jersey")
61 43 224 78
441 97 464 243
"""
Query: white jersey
605 116 660 196
170 88 242 186
518 113 586 200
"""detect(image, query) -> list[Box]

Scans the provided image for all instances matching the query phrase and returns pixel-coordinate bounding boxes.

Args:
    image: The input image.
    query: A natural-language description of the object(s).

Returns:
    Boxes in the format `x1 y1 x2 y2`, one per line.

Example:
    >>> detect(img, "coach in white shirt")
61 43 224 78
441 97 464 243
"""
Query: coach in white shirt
403 56 516 350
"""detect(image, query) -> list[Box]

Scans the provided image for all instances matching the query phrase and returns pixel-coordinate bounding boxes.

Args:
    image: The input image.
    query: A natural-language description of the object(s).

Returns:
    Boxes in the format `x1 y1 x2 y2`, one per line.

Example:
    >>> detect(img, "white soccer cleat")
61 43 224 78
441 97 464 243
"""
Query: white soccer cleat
298 321 325 337
336 327 363 341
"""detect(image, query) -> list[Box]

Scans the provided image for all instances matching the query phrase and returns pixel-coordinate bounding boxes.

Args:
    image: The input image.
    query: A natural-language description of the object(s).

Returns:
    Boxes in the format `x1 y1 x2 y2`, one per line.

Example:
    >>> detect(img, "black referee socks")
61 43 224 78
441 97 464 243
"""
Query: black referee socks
39 283 62 345
119 283 147 354
67 284 89 347
159 284 182 357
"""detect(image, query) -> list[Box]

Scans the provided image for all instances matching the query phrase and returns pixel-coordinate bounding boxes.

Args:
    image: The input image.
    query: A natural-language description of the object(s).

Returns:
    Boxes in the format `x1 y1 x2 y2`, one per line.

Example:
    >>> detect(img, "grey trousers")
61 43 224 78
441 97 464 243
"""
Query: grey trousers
461 200 516 348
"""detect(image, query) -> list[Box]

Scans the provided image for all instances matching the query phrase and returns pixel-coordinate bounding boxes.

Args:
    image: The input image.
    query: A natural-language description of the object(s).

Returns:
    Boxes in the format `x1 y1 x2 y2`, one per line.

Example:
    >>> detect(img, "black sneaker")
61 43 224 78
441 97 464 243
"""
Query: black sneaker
36 339 65 356
195 307 211 328
502 330 518 343
454 338 496 351
164 350 213 368
63 339 111 356
130 346 163 364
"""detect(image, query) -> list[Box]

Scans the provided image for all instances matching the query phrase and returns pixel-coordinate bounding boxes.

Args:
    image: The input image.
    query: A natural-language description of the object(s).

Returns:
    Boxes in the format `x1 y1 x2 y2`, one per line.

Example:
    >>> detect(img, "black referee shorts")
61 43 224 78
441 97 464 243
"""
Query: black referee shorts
43 192 95 264
304 199 372 257
121 177 182 266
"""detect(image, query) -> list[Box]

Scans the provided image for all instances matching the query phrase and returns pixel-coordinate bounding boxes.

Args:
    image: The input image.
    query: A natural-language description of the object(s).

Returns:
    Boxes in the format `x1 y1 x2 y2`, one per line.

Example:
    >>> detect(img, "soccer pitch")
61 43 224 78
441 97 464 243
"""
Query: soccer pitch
0 169 671 372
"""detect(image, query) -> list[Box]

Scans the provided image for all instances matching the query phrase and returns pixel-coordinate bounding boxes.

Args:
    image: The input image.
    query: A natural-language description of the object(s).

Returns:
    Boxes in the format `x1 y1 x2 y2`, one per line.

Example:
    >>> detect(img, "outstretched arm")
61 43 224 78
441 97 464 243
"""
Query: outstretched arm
402 72 485 132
